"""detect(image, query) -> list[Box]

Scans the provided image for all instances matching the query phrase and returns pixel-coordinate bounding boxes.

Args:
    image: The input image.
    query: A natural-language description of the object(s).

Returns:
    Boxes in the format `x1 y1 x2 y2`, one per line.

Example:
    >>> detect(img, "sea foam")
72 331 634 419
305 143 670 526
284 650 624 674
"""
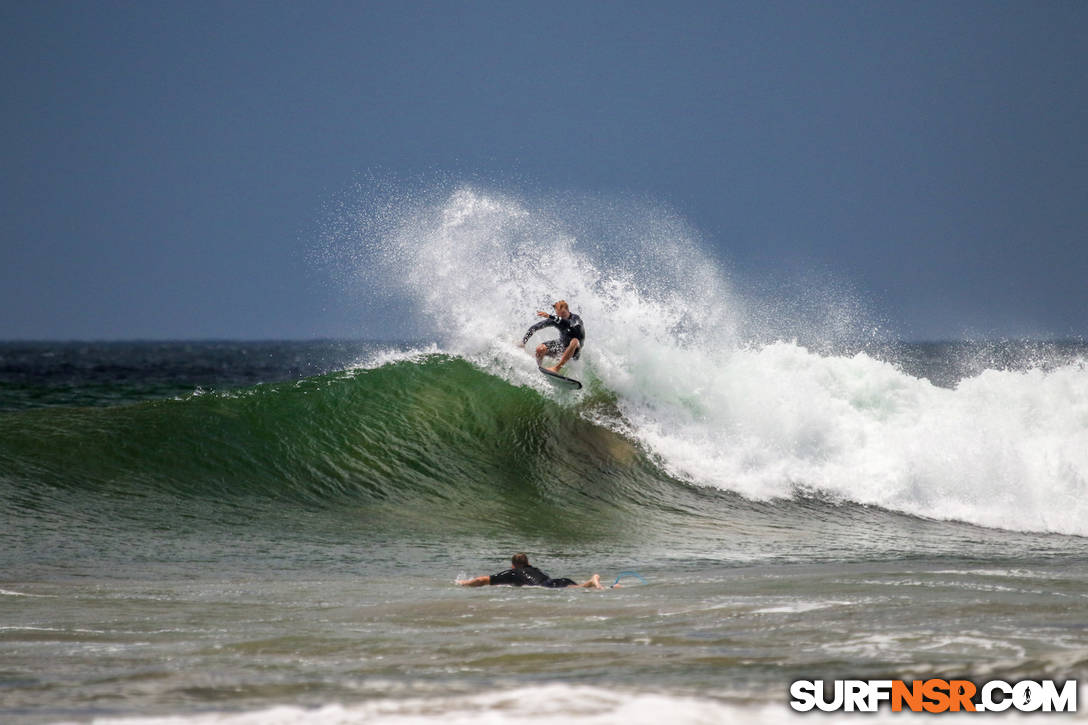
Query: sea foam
340 186 1088 537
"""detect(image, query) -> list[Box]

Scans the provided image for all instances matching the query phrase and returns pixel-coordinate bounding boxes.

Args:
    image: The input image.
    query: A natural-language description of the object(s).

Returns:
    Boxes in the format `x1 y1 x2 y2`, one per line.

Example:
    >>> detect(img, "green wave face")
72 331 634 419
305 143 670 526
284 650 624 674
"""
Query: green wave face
0 356 671 540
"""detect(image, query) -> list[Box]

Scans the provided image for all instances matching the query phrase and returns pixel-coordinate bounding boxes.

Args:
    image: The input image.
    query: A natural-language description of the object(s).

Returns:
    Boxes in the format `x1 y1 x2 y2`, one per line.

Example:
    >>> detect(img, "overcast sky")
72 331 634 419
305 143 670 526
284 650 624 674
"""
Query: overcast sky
3 1 1085 340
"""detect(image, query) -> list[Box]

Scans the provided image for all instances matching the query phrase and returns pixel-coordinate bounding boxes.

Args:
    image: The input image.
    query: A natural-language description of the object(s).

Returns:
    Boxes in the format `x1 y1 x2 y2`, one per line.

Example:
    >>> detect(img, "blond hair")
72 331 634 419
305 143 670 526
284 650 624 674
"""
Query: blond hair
553 300 569 312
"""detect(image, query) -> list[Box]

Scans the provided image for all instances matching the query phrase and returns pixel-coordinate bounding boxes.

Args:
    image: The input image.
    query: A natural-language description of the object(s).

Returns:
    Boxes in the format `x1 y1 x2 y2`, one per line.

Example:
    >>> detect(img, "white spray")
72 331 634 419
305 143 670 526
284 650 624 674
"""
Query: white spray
336 185 1088 537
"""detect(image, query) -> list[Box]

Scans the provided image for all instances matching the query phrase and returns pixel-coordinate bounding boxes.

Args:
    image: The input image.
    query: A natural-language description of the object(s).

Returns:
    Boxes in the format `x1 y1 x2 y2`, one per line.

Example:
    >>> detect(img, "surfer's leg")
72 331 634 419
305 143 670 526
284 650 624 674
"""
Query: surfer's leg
537 340 564 365
574 574 605 590
547 339 579 373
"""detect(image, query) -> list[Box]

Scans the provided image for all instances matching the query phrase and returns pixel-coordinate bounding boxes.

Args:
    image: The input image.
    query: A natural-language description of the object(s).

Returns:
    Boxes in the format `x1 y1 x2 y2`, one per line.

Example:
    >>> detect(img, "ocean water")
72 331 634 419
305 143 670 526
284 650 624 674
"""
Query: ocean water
3 189 1088 723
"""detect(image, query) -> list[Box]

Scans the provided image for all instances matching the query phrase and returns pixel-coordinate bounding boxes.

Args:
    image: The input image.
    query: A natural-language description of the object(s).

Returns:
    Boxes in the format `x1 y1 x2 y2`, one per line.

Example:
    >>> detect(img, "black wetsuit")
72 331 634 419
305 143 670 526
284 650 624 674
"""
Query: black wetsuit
522 313 585 359
489 566 578 588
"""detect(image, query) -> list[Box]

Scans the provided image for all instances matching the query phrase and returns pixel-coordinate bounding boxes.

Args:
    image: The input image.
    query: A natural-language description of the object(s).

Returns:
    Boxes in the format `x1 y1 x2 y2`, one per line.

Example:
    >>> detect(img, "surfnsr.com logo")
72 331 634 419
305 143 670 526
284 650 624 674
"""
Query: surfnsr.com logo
789 679 1078 713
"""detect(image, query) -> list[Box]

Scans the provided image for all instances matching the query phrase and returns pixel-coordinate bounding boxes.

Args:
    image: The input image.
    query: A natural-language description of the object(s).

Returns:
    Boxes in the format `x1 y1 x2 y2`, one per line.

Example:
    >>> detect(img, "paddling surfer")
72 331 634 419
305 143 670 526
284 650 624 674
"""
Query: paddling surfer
457 552 605 589
520 300 584 373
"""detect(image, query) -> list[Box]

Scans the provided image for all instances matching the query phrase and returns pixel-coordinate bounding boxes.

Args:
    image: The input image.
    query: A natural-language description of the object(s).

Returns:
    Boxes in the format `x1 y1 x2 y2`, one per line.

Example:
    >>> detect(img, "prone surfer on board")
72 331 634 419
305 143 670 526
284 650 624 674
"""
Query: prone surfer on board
457 553 606 589
520 299 584 373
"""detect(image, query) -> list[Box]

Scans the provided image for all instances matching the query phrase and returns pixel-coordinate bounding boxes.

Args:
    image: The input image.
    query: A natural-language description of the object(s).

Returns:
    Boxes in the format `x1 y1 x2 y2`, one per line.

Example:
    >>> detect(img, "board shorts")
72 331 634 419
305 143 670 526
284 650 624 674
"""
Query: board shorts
543 577 578 588
542 339 582 360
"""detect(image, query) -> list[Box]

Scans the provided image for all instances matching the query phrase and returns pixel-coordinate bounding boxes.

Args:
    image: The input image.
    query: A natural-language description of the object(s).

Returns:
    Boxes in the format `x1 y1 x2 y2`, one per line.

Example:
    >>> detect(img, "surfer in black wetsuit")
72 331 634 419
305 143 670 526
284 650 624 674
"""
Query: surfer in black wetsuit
520 299 584 373
457 553 605 589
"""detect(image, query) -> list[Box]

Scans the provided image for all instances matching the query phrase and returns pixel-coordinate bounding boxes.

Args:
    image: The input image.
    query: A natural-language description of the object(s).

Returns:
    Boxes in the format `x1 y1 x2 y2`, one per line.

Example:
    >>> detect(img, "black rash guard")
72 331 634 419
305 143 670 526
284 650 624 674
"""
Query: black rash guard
522 313 585 354
489 566 578 588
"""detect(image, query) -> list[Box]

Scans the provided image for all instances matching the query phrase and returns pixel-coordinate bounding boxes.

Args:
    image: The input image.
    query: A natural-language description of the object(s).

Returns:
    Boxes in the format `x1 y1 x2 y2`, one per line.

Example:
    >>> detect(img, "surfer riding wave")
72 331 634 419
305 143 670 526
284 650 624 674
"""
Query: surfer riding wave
521 299 584 373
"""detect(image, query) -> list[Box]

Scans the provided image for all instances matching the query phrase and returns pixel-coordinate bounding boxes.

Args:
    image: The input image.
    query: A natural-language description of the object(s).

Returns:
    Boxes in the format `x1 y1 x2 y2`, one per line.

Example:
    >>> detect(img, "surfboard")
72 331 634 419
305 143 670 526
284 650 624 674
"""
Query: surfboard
538 366 582 390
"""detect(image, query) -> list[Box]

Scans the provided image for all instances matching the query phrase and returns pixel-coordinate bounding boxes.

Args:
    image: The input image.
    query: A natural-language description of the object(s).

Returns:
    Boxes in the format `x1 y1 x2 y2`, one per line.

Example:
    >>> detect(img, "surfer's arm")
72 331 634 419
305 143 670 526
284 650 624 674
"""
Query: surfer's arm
521 315 557 345
457 575 491 587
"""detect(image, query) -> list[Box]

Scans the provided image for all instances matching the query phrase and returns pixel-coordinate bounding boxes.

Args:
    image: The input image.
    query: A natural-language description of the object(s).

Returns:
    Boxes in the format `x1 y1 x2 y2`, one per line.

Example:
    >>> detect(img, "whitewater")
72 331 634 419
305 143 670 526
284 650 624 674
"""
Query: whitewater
342 186 1088 537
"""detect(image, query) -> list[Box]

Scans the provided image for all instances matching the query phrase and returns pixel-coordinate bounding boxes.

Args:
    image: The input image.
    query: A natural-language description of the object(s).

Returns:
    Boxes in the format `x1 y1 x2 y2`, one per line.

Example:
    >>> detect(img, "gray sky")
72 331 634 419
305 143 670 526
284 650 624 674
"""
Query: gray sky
3 1 1085 340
